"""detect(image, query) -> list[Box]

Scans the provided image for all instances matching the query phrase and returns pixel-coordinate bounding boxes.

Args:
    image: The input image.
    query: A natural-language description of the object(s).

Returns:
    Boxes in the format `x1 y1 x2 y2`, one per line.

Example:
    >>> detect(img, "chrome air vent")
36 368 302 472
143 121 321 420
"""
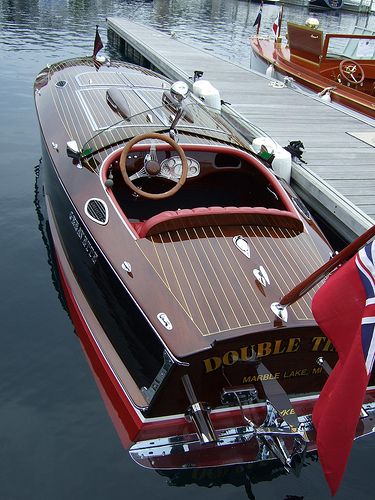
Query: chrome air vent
84 198 108 225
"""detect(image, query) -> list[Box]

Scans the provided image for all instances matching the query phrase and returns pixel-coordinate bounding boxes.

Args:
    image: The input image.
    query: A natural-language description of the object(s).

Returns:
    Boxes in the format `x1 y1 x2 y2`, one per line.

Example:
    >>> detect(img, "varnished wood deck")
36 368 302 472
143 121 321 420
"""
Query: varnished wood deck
45 59 243 165
107 17 375 241
137 223 325 336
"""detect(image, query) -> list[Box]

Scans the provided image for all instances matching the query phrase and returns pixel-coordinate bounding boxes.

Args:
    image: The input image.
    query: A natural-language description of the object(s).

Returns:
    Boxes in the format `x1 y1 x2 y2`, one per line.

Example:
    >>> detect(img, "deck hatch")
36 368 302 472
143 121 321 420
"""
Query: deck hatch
76 71 128 87
76 88 163 132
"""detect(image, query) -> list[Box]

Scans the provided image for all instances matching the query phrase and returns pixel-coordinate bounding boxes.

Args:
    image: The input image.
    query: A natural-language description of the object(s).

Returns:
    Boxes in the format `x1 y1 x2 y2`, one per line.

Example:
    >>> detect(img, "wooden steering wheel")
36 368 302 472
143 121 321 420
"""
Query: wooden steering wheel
119 132 188 200
339 59 365 85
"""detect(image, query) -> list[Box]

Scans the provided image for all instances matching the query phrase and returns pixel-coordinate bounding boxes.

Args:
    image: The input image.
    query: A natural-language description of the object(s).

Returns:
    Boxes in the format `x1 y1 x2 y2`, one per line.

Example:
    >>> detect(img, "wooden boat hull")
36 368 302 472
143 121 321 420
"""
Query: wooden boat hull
42 171 375 469
50 222 375 470
34 56 375 473
40 196 375 466
250 36 375 119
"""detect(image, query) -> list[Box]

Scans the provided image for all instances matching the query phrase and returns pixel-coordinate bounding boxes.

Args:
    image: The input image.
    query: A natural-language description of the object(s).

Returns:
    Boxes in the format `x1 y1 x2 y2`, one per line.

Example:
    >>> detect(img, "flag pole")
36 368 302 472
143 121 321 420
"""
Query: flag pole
257 1 263 36
273 5 283 44
274 224 375 310
254 1 263 37
278 5 283 41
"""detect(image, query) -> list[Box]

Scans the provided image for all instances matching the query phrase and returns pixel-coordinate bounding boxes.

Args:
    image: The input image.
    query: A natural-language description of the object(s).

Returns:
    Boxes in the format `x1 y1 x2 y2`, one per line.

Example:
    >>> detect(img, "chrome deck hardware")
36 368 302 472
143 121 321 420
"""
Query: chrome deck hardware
316 356 332 375
249 361 308 472
221 384 258 406
256 400 308 473
253 265 270 287
169 81 189 140
141 351 174 403
129 398 375 470
233 235 251 258
270 302 288 322
182 374 217 444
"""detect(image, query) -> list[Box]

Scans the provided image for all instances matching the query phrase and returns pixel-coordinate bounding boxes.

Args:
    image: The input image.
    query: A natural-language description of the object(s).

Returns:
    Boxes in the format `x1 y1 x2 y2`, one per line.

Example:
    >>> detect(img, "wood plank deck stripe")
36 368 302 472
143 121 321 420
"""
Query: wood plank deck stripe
137 223 321 336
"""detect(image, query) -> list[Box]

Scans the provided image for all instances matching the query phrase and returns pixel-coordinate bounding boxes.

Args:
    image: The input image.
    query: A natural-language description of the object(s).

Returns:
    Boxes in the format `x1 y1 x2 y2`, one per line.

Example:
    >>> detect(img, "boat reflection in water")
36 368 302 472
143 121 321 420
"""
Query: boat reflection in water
34 161 70 316
157 465 311 499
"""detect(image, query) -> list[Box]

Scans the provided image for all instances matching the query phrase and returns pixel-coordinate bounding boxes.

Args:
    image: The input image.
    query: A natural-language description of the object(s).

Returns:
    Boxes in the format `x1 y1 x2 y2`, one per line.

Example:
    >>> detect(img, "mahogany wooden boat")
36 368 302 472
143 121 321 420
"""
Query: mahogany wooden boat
250 22 375 118
34 55 375 474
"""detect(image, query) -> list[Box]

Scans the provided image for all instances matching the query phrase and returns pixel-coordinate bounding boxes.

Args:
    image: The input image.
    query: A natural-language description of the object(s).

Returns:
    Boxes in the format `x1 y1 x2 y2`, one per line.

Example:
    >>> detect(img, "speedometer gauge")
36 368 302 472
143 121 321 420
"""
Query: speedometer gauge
159 156 200 179
174 163 182 176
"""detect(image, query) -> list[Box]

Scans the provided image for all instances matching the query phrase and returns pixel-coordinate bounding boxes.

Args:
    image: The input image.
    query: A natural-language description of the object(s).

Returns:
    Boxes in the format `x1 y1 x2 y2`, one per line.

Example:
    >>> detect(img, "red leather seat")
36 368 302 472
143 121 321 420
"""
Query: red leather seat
134 206 303 238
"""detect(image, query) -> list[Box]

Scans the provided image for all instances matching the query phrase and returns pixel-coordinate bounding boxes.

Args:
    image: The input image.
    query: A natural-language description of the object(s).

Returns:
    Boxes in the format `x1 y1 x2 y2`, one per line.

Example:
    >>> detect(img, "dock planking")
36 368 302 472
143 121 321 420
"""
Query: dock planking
107 17 375 241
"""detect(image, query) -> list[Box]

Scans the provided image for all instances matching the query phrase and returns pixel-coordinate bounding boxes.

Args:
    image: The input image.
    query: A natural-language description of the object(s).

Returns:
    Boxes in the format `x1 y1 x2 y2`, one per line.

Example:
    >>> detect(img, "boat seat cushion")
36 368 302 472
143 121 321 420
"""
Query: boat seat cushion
134 206 304 238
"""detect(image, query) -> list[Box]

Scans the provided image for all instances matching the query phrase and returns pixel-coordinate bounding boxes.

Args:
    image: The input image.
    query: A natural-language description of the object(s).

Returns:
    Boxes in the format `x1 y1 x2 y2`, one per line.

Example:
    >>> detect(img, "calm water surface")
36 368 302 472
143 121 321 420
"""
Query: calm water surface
0 1 374 498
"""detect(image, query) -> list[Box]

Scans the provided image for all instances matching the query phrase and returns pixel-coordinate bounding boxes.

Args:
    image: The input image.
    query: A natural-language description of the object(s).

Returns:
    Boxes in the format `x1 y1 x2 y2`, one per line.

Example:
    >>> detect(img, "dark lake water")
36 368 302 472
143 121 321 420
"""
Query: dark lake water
0 0 374 498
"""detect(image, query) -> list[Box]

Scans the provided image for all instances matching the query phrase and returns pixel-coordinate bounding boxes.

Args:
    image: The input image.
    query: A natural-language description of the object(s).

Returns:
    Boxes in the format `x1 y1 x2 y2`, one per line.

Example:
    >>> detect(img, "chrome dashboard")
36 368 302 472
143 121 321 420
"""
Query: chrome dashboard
159 156 200 180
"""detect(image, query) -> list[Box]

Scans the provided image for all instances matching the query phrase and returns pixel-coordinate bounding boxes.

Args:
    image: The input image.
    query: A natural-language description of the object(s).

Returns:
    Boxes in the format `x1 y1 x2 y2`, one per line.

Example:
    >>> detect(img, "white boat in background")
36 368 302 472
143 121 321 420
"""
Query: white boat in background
343 0 375 12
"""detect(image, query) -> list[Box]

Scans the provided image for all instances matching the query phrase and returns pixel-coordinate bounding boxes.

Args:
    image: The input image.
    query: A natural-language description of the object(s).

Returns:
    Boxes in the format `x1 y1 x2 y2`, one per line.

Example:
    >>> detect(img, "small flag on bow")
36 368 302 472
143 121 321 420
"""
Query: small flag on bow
93 25 104 70
93 25 103 58
253 2 263 36
272 6 283 40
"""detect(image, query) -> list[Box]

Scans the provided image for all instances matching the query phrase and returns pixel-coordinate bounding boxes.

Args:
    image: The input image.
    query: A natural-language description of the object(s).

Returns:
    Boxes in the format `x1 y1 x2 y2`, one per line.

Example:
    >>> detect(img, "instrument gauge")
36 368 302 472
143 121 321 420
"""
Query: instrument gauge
161 165 170 176
160 156 200 179
174 163 182 176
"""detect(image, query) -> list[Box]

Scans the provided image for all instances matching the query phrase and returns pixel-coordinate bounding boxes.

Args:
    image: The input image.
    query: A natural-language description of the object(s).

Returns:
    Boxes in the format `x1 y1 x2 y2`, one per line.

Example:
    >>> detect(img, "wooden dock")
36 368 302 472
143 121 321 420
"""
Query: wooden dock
107 17 375 241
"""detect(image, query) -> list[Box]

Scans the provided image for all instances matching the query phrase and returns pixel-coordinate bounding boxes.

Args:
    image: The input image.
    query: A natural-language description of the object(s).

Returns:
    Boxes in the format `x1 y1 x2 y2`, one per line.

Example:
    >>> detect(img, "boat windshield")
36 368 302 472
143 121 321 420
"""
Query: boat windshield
81 100 241 158
325 35 375 60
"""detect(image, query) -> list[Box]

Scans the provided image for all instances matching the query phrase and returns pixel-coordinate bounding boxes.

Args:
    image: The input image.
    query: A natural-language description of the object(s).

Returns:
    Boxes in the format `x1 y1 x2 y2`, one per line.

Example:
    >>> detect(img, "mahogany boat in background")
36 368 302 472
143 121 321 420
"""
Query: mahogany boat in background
34 49 375 480
250 20 375 118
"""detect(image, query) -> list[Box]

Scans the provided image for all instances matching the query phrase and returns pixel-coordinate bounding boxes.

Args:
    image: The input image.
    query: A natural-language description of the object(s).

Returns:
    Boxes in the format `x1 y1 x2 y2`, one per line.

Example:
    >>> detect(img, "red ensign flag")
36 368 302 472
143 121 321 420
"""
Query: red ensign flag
312 241 375 495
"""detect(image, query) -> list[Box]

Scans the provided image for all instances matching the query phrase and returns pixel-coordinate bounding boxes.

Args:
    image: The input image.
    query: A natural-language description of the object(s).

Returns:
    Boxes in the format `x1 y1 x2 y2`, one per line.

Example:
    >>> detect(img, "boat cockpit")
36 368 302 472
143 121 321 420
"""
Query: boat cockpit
101 138 297 240
82 82 298 241
287 22 375 93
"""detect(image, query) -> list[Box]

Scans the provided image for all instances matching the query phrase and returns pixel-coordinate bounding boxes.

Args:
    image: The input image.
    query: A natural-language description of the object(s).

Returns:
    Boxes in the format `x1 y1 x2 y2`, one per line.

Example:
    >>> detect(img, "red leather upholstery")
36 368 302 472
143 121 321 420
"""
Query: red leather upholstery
134 206 303 238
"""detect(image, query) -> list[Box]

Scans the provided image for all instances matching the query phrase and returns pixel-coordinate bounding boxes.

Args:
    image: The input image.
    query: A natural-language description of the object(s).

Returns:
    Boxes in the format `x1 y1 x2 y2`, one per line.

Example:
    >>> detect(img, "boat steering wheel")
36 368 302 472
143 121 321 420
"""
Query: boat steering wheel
119 132 188 200
339 59 365 85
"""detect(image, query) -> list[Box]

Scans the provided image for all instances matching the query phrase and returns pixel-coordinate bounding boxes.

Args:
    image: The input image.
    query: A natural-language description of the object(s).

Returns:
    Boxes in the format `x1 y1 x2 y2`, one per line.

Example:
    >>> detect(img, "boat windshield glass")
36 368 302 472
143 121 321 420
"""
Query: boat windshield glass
81 100 241 158
325 35 375 60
